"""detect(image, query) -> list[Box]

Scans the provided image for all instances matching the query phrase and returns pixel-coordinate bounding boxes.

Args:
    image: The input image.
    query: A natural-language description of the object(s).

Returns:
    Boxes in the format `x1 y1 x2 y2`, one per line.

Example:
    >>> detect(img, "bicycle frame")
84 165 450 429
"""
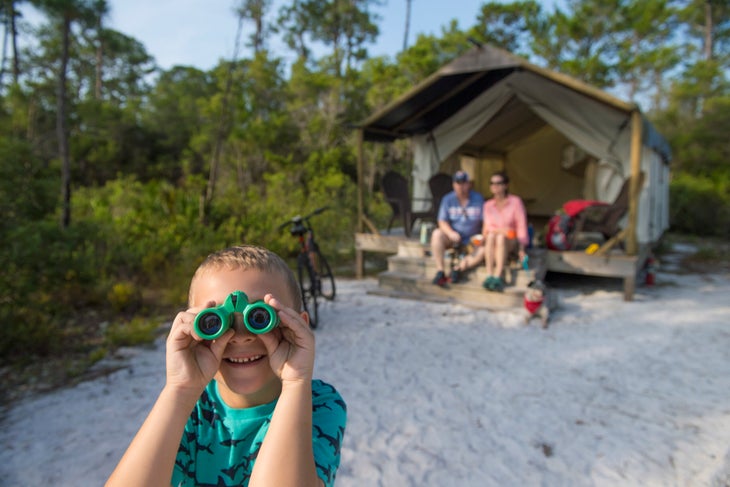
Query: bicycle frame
280 207 336 328
289 214 322 276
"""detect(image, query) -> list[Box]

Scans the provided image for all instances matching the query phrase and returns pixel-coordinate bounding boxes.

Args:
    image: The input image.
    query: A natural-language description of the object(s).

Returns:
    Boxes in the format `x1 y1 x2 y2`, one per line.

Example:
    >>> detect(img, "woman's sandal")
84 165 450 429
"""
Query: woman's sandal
483 275 505 292
492 277 505 292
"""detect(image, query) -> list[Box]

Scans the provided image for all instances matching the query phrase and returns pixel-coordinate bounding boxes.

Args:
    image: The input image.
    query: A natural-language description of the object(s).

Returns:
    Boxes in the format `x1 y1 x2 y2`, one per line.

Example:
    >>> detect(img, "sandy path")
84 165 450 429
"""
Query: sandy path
1 268 729 486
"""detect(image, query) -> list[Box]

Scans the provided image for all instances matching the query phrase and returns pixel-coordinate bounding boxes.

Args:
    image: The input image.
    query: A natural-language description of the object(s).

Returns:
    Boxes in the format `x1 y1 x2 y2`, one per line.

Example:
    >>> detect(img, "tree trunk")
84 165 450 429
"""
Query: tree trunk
0 0 20 85
403 0 412 52
703 0 713 60
10 0 18 82
58 14 72 228
202 13 244 222
1 7 8 87
95 14 103 98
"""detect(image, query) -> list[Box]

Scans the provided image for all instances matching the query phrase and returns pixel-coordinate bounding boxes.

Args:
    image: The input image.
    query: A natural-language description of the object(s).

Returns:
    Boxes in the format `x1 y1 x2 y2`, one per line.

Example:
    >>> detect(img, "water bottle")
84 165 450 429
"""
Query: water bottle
420 222 432 245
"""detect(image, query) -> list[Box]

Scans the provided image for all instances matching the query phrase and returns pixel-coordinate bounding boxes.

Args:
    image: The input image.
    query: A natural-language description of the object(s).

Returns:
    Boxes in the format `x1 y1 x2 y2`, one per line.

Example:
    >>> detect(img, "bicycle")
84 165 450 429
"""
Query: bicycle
279 206 336 328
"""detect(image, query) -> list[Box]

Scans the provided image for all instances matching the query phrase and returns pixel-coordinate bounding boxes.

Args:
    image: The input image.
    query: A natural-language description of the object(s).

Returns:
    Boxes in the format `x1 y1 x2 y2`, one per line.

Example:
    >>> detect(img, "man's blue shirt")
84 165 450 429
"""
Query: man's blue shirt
437 190 484 245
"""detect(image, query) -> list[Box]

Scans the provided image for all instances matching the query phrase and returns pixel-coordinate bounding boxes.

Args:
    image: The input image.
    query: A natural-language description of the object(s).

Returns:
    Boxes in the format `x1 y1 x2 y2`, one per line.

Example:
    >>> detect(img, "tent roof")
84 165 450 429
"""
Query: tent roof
359 45 671 162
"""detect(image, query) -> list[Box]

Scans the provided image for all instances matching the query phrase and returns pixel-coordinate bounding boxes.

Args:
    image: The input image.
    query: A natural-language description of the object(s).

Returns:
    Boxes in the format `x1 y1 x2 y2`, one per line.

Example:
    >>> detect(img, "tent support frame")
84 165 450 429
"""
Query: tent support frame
626 110 642 256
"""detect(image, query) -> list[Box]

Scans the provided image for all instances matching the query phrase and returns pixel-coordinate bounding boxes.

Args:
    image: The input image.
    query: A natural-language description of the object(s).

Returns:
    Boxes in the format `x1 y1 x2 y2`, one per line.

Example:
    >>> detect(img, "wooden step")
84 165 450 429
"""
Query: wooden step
386 255 537 288
376 270 525 311
371 241 550 311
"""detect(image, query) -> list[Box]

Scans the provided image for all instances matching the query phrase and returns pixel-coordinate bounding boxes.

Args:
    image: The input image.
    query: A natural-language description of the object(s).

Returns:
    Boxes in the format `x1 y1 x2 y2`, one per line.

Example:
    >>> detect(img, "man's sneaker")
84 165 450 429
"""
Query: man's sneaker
432 271 448 287
449 269 461 284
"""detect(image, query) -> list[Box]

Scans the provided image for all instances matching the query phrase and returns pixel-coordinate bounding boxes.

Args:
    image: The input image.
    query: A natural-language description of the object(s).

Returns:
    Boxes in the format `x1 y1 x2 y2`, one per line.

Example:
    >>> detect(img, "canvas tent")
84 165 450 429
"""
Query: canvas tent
356 44 671 256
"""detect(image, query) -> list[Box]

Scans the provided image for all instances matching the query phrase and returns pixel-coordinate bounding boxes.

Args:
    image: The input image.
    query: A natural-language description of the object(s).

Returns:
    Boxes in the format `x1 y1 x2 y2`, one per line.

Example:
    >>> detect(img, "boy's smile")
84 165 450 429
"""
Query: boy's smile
225 355 265 365
190 267 298 408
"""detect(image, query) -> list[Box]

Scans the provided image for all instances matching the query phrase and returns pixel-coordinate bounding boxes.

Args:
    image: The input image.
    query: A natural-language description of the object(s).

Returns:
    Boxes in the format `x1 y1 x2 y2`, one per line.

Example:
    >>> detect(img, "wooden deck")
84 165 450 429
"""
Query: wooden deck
357 236 542 311
355 232 645 302
546 248 645 301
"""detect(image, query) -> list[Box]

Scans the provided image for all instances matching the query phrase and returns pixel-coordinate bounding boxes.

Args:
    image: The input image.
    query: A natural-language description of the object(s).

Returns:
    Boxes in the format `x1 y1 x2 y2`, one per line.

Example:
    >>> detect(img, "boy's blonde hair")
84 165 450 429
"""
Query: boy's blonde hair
189 245 302 311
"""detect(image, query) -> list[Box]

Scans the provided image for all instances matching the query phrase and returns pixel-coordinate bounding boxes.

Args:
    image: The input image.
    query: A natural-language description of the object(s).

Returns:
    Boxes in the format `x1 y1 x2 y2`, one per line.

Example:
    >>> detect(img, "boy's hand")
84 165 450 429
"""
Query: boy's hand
258 294 315 384
165 302 234 396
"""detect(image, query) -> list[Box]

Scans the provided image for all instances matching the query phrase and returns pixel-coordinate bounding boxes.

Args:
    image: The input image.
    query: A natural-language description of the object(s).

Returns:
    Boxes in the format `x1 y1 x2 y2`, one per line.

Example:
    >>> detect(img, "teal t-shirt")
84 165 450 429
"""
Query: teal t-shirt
171 379 346 486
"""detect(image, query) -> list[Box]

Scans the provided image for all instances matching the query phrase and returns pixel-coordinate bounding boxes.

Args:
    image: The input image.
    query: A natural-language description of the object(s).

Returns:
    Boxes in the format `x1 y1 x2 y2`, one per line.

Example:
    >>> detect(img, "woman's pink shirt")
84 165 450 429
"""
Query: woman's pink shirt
482 194 529 247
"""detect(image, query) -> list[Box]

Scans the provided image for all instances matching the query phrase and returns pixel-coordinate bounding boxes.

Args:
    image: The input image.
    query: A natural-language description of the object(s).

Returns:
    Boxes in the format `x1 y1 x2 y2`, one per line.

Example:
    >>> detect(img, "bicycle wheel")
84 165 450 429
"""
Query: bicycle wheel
315 250 336 300
297 253 319 329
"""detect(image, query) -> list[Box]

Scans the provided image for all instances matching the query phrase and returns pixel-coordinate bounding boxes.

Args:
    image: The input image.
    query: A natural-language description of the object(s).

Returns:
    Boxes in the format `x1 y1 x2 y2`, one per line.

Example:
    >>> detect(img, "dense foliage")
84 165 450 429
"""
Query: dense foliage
0 0 728 367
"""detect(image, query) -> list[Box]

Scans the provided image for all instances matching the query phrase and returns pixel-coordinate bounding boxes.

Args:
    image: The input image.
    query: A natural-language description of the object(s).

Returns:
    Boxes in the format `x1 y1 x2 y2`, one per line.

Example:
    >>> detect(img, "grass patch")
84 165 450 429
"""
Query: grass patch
104 317 163 348
0 301 170 407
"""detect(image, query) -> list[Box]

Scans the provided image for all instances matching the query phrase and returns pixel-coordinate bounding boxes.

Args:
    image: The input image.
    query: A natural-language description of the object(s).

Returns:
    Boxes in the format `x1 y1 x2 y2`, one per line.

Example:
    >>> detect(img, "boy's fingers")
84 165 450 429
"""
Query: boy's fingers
170 311 196 337
207 329 234 356
171 300 219 340
259 294 314 348
257 331 283 355
265 295 307 325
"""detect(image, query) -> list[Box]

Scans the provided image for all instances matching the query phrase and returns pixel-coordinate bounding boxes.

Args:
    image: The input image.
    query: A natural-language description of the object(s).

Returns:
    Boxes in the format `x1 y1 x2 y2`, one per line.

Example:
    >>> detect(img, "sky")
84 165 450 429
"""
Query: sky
103 0 491 70
23 0 499 71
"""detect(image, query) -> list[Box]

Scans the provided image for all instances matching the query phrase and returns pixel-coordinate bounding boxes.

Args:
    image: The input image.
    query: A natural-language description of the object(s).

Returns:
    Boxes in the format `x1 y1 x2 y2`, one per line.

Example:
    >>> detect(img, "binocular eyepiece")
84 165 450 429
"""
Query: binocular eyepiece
194 291 279 340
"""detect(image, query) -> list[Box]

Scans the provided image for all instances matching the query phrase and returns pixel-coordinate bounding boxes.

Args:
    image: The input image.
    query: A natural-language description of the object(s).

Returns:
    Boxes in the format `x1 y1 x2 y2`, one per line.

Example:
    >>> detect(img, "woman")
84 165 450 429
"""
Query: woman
481 171 529 292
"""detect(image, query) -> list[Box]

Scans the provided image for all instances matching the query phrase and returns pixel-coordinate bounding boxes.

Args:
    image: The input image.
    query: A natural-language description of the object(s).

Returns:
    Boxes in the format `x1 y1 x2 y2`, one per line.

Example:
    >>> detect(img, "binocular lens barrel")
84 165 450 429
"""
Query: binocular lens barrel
244 305 276 333
194 310 229 340
193 294 279 339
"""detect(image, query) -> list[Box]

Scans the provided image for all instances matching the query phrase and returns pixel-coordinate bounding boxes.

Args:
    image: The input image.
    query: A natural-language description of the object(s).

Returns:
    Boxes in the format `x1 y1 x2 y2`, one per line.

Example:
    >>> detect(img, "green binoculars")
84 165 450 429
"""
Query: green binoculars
193 291 279 339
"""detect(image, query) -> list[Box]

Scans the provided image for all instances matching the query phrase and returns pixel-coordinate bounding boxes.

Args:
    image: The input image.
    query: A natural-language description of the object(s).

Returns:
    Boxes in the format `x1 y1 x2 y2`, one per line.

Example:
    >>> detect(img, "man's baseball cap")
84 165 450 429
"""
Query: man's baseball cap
453 170 470 183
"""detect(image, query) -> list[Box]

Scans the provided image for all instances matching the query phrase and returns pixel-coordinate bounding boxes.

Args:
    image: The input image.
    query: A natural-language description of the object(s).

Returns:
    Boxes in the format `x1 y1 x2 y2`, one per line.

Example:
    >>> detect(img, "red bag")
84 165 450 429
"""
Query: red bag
562 199 608 217
546 214 574 250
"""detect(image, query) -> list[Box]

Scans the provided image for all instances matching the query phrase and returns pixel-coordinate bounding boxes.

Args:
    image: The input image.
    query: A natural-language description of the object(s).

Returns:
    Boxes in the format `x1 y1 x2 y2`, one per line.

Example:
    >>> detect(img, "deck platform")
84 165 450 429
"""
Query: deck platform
355 232 645 303
370 240 543 311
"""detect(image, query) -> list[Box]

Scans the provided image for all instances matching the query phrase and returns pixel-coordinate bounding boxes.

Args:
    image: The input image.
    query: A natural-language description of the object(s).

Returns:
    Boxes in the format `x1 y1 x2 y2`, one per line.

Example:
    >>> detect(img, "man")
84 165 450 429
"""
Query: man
430 170 484 286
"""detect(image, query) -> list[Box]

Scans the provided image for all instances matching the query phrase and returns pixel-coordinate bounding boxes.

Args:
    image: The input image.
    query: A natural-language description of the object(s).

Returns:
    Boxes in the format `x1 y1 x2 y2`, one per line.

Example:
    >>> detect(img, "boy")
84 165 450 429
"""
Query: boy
106 245 346 487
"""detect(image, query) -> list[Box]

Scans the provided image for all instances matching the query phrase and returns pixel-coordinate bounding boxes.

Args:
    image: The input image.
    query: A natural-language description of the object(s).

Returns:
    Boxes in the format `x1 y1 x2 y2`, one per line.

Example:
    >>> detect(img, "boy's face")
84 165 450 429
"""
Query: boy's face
190 267 297 408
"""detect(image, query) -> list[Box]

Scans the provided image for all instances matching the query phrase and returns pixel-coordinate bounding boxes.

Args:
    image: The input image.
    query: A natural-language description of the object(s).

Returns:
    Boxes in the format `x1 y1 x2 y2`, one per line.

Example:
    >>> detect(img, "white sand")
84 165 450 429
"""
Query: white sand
1 244 729 486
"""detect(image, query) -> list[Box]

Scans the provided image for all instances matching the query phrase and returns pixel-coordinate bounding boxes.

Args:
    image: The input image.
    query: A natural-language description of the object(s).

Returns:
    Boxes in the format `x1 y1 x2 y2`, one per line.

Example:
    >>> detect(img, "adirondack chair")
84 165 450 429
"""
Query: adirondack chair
569 172 645 247
382 171 436 237
428 172 454 217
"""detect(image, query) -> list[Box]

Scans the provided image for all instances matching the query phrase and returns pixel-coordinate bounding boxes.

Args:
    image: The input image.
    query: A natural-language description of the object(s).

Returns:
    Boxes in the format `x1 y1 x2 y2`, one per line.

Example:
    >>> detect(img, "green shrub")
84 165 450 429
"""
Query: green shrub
0 217 109 361
0 163 361 366
107 281 142 313
87 347 108 365
669 173 730 238
104 317 161 348
0 306 63 361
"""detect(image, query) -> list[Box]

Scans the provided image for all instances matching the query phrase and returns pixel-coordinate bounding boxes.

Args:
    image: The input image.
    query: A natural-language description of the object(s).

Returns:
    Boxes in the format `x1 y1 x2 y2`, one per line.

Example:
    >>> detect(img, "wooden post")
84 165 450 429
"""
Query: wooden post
623 274 636 302
626 110 642 256
356 129 365 278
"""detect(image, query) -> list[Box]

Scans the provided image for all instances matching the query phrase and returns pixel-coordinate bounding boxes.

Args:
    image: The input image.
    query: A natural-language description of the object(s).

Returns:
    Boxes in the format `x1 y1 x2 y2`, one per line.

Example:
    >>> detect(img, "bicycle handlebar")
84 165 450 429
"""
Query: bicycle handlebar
278 206 330 232
309 206 328 217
